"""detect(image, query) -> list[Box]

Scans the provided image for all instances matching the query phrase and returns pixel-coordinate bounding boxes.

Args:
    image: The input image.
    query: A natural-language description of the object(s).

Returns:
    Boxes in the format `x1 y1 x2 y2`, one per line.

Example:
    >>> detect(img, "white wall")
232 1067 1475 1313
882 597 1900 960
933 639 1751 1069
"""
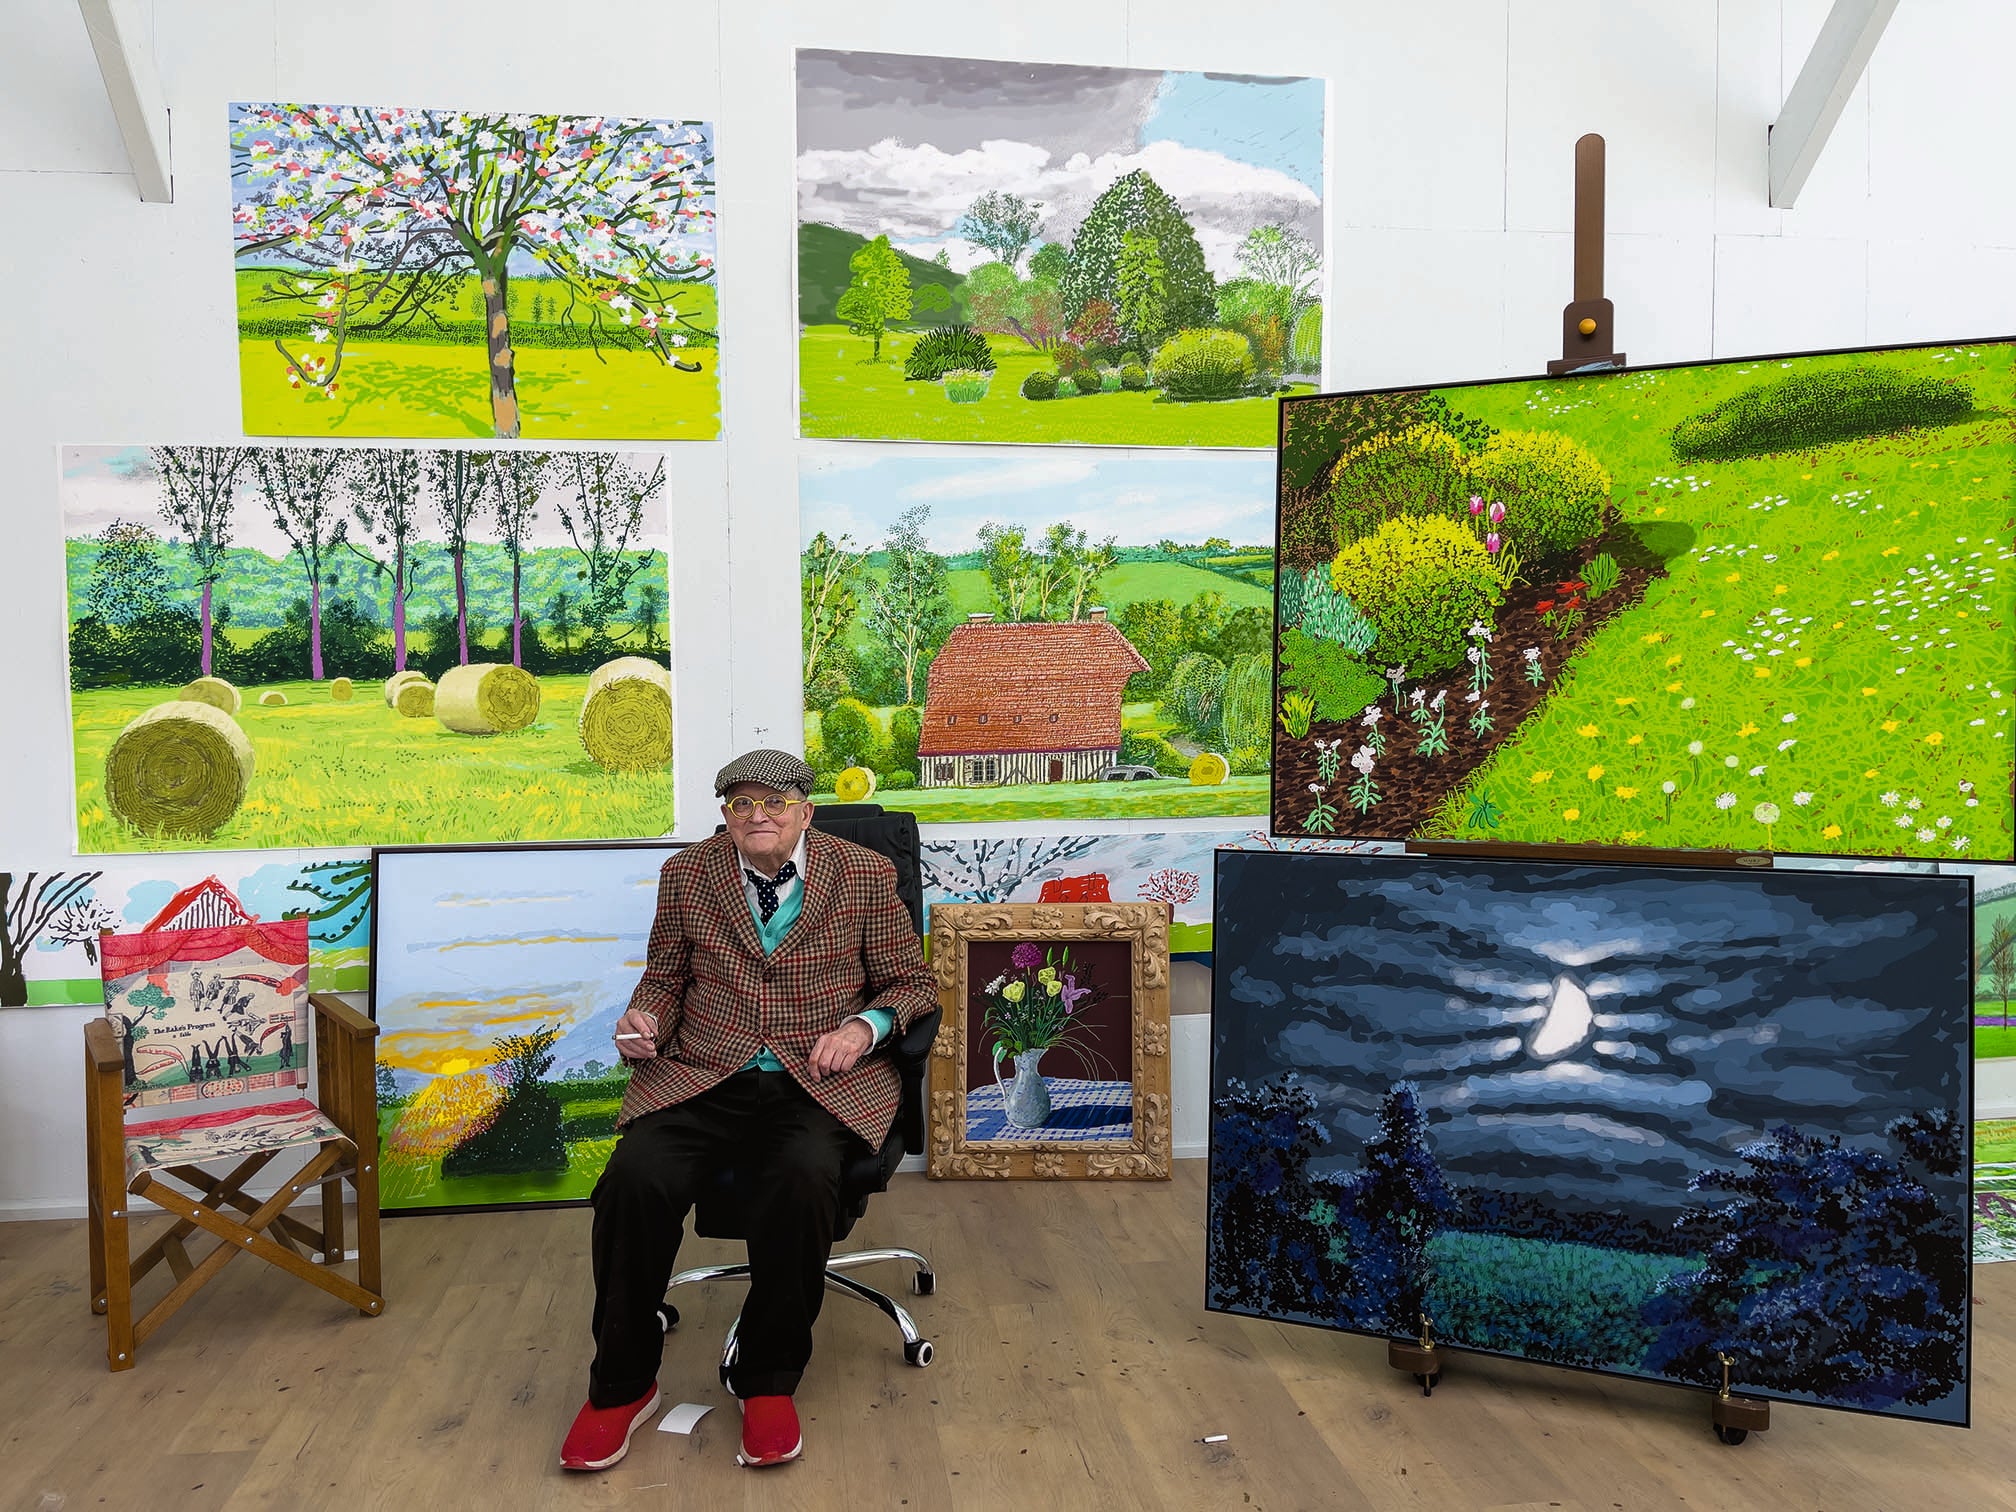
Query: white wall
6 0 2015 1215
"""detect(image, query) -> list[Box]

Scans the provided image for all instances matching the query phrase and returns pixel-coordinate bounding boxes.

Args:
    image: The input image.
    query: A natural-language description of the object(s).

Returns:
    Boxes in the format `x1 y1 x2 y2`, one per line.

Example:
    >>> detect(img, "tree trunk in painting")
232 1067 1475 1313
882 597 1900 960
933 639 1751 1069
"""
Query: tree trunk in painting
482 270 521 441
453 548 470 664
0 875 25 1009
510 550 523 668
309 576 324 681
392 543 408 673
199 579 215 677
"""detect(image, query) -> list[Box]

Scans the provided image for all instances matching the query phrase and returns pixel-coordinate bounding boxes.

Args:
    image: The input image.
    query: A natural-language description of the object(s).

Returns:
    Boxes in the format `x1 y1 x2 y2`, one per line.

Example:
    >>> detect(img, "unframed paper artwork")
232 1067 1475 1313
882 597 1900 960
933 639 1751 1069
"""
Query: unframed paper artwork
1963 863 2016 1058
801 451 1275 821
371 842 679 1211
62 444 673 853
1208 851 1972 1425
230 103 718 441
1269 341 2016 859
102 919 312 1108
796 50 1324 447
0 859 370 1008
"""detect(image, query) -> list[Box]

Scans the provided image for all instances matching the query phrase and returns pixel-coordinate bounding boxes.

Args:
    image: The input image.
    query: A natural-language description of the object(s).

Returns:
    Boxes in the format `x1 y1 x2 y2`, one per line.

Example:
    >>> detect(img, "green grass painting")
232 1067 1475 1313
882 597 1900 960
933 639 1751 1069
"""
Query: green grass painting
1271 342 2016 859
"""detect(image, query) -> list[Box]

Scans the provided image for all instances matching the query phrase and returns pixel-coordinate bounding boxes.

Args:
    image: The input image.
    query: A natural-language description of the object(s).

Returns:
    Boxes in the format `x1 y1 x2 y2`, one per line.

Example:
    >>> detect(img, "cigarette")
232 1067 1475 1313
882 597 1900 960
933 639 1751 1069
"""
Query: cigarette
1199 1435 1228 1444
616 1033 651 1041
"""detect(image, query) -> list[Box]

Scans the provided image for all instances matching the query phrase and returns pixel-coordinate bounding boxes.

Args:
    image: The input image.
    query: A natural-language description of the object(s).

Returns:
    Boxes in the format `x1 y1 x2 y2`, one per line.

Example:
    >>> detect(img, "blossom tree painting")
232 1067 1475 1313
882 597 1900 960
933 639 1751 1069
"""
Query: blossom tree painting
230 103 719 441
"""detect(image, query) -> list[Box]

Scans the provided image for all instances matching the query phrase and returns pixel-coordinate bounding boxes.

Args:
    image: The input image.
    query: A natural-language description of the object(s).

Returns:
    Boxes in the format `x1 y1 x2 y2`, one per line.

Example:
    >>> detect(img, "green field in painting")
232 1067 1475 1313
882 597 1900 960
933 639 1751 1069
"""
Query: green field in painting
808 773 1271 823
799 325 1305 447
1308 343 2016 859
71 677 673 853
378 1080 623 1212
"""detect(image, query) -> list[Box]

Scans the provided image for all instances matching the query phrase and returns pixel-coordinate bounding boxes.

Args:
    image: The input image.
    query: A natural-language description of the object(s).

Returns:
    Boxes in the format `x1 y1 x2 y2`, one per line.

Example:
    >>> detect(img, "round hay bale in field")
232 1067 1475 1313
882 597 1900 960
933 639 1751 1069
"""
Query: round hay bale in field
394 680 436 718
177 676 242 715
834 766 878 803
384 670 428 707
577 656 672 771
258 690 288 707
1188 751 1230 786
104 700 255 839
329 677 354 702
435 663 540 735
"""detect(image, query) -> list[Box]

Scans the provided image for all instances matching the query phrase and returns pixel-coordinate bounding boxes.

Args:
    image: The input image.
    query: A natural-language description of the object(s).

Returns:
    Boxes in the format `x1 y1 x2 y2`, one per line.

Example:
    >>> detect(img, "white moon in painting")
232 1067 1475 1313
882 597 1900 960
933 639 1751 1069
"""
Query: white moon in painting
1530 975 1594 1058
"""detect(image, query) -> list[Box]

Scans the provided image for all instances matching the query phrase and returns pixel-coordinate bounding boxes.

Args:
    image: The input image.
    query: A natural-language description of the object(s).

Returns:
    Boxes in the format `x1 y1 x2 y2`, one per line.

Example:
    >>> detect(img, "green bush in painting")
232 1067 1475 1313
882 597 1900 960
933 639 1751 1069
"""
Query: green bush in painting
879 771 917 790
1330 515 1496 679
902 324 996 381
1020 369 1058 401
1054 376 1080 398
1096 368 1122 393
1581 552 1622 601
1276 561 1308 629
1120 729 1190 776
819 697 883 770
1468 429 1612 565
1277 629 1385 723
886 704 923 778
1327 422 1471 546
1166 652 1228 735
1290 303 1323 373
1669 366 1975 462
1151 329 1256 400
1299 569 1378 656
1228 744 1270 775
943 368 991 403
1051 342 1091 378
1220 654 1273 749
1119 362 1149 391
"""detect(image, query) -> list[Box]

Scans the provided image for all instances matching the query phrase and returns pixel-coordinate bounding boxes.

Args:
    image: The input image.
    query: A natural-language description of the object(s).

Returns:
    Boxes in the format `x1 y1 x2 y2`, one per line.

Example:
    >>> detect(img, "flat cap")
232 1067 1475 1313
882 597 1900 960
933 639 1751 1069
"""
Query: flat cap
714 748 817 797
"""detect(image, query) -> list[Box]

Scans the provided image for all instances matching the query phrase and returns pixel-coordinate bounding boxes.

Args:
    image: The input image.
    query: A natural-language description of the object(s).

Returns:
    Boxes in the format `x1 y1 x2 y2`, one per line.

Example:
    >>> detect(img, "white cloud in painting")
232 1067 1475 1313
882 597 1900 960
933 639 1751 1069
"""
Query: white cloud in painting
895 456 1101 503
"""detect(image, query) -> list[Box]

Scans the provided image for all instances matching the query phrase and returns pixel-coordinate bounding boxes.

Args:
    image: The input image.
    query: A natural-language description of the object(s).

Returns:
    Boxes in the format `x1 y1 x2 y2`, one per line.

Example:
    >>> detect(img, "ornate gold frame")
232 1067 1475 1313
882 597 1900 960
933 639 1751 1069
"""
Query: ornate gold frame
926 901 1171 1180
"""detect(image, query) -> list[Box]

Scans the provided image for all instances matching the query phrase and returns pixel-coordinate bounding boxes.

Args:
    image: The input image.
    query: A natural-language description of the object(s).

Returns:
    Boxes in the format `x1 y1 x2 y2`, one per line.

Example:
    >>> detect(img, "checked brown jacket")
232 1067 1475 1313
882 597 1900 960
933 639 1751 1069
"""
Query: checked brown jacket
617 828 937 1146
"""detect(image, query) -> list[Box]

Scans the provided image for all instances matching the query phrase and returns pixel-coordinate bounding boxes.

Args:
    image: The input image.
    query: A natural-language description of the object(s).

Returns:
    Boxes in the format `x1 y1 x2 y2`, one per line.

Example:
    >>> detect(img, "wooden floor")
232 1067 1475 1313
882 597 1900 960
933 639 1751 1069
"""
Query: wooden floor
2 1163 2012 1512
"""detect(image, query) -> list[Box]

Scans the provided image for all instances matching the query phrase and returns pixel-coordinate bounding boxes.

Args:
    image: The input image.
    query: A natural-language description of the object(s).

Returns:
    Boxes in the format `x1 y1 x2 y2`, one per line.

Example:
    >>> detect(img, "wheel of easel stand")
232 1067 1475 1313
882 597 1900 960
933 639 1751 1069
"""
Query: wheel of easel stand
1714 1425 1748 1446
1417 1372 1439 1397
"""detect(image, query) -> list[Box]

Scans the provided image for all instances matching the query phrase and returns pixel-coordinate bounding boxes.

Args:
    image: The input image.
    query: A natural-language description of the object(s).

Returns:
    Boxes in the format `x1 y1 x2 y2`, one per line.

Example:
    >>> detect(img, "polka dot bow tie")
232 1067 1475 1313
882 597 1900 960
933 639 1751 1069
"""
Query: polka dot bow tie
746 860 798 922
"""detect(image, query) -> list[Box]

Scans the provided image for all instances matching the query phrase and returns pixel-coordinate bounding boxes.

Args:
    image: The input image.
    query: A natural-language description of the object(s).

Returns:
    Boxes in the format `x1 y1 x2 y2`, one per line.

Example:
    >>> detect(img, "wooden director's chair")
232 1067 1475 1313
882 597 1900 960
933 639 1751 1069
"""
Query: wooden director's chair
85 924 385 1372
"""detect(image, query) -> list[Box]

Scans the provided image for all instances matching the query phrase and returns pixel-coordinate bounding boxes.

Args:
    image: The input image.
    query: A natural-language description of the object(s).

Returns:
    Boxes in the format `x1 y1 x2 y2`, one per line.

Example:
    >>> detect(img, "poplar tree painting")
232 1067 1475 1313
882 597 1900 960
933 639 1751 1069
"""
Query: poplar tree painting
230 103 719 441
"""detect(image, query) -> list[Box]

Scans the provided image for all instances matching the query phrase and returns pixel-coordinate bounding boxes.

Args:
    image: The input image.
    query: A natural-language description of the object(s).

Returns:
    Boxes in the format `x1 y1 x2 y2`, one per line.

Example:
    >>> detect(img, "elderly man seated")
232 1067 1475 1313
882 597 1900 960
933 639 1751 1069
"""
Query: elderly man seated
560 750 935 1472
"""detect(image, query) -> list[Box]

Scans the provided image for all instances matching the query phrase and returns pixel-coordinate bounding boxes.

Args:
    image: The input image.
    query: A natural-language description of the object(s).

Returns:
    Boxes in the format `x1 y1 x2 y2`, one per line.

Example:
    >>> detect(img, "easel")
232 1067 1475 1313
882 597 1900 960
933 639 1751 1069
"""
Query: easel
1548 133 1626 376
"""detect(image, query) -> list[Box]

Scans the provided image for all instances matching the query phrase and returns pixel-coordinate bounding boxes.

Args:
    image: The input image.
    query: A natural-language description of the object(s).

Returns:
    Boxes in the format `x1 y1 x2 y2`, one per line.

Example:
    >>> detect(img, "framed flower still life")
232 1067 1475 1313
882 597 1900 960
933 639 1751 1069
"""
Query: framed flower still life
926 901 1171 1180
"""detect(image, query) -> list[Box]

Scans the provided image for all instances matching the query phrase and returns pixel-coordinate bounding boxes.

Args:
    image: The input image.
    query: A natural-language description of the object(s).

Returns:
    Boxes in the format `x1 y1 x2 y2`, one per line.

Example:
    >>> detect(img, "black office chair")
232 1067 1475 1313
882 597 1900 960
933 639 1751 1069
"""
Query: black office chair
662 804 939 1376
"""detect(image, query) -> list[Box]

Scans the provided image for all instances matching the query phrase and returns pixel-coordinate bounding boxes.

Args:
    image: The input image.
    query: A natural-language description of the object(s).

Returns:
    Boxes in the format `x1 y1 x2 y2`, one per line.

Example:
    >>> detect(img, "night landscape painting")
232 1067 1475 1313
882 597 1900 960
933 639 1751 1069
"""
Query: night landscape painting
1207 850 1973 1425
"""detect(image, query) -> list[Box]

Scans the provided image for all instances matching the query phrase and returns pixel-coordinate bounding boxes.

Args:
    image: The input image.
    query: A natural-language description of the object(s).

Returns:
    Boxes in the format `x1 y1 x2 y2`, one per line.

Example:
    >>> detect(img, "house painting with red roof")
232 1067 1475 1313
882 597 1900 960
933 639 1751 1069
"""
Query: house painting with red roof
917 611 1150 788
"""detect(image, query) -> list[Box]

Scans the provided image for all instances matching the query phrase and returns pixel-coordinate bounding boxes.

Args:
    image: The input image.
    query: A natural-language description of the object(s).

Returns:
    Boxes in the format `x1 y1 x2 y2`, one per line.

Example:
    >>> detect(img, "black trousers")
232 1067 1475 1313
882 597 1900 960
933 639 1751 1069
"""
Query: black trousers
588 1068 861 1405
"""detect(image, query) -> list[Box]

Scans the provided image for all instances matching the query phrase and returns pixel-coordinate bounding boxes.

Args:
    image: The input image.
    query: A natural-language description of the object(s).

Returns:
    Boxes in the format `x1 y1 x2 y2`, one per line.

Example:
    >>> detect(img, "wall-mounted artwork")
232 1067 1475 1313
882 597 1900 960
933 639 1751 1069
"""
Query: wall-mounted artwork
1980 1120 2016 1262
230 103 717 440
1208 850 1972 1425
795 50 1323 447
1962 863 2016 1058
101 919 311 1109
371 841 680 1212
62 444 672 853
1267 340 2016 860
0 858 369 1008
801 451 1274 820
927 901 1170 1179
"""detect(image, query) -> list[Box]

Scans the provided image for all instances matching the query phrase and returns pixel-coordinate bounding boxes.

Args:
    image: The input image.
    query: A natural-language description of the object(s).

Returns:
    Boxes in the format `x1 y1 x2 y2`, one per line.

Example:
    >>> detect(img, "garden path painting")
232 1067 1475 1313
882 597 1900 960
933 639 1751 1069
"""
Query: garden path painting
371 842 678 1212
1269 341 2016 859
230 103 718 440
795 50 1323 446
62 444 673 853
800 451 1273 820
1208 850 1972 1425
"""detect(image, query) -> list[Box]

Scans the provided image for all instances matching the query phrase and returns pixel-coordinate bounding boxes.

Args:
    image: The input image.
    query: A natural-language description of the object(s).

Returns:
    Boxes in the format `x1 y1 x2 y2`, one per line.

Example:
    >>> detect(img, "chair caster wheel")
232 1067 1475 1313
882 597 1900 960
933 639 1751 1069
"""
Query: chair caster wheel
1714 1425 1748 1446
912 1270 936 1296
719 1361 733 1389
657 1305 678 1333
904 1340 934 1368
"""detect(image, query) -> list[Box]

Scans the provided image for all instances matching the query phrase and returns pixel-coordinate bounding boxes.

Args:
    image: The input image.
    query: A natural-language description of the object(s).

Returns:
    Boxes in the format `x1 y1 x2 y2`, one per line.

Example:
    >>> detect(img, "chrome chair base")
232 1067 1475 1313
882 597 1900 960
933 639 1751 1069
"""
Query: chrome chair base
661 1245 937 1380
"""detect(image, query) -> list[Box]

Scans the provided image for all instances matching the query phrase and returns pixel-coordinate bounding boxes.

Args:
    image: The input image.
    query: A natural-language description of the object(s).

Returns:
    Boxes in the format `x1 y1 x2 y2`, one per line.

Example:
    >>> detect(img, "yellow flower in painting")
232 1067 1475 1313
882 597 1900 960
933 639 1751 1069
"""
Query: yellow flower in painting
1620 830 1645 842
1823 824 1842 838
1588 765 1605 782
1627 735 1644 746
1045 980 1063 997
1881 720 1901 733
1576 724 1601 738
1665 681 1684 693
1002 981 1026 1002
1736 722 1759 738
1863 768 1880 778
1753 667 1771 678
1724 572 1742 583
1773 584 1789 596
1037 965 1059 984
1615 787 1639 800
1563 808 1581 821
1882 546 1901 557
1861 687 1877 697
1925 732 1945 746
1794 657 1812 667
1801 473 1813 480
1822 549 1839 561
1654 506 1667 517
1701 609 1716 618
1641 631 1666 644
1531 770 1553 785
1615 696 1638 707
1664 653 1683 669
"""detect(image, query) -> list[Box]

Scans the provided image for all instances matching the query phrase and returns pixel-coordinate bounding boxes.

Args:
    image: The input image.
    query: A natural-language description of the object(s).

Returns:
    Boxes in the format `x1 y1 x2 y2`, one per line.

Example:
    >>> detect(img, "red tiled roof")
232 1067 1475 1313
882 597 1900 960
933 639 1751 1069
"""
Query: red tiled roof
143 878 254 931
918 620 1149 756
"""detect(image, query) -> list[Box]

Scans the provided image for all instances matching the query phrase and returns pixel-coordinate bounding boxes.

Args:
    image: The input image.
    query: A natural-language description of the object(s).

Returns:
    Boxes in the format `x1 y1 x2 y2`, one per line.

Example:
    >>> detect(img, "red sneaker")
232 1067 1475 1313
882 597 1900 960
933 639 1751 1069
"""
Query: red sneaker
559 1384 662 1471
737 1394 803 1468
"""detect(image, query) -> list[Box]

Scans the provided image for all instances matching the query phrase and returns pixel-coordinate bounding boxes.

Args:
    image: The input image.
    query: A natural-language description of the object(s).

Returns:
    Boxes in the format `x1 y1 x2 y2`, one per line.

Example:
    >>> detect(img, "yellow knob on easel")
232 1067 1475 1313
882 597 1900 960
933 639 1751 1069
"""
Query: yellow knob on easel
1578 317 1598 337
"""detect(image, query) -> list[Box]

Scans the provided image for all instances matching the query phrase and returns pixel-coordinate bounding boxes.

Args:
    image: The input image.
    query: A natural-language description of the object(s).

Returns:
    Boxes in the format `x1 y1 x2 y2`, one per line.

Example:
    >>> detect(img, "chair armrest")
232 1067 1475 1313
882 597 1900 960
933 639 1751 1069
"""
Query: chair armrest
311 992 379 1042
890 1006 942 1075
84 1016 123 1073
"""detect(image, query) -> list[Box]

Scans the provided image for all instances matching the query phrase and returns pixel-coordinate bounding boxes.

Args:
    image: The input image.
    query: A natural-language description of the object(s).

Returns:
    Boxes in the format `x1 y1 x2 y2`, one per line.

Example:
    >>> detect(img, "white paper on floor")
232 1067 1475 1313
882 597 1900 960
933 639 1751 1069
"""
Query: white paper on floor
657 1402 715 1435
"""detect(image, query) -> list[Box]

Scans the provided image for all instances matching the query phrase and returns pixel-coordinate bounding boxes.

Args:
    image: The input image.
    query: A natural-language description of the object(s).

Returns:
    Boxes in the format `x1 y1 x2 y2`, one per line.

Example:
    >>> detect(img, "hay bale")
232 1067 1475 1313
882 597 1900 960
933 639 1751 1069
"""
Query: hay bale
177 676 242 715
436 663 540 735
329 677 354 702
258 690 288 707
394 680 436 718
834 766 878 803
385 670 428 707
104 700 255 839
577 656 672 771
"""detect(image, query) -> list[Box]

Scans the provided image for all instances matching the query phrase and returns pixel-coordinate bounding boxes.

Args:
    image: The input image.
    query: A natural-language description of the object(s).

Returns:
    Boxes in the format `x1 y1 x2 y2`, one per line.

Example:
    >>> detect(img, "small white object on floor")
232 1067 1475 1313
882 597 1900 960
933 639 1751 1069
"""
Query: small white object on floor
1201 1434 1229 1444
657 1402 715 1435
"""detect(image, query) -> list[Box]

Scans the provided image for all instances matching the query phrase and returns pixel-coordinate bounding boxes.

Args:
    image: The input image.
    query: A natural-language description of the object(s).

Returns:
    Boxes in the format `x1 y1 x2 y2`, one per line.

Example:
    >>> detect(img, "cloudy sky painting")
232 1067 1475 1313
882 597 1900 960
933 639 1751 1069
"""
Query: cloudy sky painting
796 50 1325 278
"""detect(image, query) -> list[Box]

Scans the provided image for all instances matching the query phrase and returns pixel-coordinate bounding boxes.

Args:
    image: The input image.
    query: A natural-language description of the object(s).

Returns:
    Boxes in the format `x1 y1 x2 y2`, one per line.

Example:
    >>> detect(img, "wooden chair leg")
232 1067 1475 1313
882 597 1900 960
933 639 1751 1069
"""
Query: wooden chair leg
353 1154 381 1306
84 1070 106 1315
322 1171 346 1266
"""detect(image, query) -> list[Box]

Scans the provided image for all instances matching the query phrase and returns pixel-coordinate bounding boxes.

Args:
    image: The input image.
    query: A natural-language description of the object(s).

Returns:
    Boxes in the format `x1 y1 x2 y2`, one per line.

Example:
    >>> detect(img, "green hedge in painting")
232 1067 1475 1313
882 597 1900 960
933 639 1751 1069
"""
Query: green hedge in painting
1270 342 2016 861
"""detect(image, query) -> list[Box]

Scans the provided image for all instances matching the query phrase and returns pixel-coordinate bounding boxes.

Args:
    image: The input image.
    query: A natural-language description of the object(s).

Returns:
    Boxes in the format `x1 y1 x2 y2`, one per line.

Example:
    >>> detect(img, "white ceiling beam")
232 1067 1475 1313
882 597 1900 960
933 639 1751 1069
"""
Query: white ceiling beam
76 0 172 202
1768 0 1899 209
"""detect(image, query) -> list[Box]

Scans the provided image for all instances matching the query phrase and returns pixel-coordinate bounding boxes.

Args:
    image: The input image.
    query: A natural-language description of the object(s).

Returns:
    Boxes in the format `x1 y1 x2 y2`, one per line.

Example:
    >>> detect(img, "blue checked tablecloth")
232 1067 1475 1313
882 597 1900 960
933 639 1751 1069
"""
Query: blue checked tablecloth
965 1077 1134 1144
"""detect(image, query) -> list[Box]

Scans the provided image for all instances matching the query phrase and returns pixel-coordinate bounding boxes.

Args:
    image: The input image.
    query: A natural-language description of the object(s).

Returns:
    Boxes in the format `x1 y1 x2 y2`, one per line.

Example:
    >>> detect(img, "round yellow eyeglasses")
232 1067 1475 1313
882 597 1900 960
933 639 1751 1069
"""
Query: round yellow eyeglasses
725 795 804 818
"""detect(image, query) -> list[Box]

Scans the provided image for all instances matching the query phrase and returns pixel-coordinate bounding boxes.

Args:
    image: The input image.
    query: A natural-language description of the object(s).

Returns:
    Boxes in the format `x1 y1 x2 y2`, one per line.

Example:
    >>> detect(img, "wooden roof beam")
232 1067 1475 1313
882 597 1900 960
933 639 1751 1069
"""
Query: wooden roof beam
77 0 173 202
1768 0 1899 209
